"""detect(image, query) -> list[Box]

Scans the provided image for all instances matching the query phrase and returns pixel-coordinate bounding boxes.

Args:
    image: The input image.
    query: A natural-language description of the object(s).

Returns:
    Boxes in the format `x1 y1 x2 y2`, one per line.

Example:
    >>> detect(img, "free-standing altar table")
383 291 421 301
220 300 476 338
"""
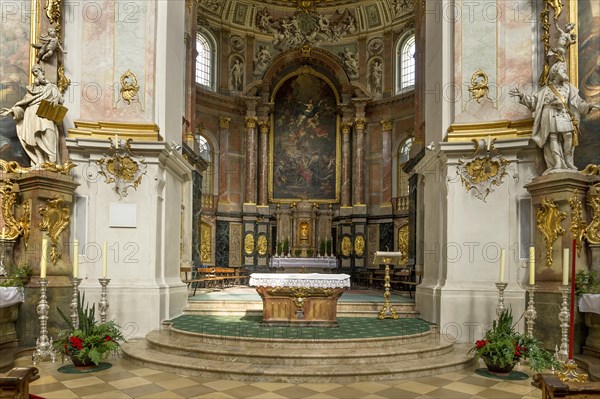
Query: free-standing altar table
249 273 350 327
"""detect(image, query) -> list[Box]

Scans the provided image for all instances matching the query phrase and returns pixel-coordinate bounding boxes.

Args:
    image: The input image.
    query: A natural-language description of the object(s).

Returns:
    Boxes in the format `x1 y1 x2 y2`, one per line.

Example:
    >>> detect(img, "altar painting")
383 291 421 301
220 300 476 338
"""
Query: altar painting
270 72 339 202
0 0 33 166
574 0 600 169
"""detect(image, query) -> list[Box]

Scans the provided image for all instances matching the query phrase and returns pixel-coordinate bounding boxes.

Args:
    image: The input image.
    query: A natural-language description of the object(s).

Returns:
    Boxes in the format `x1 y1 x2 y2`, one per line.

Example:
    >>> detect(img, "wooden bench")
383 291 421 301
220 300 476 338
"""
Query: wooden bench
0 366 39 399
390 269 411 291
532 373 600 398
403 270 423 298
190 268 226 295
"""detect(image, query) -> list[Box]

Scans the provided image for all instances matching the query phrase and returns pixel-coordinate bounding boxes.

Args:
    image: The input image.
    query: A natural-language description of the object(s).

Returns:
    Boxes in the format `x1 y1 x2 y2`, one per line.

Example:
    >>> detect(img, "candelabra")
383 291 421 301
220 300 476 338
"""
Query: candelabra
525 284 537 338
378 265 398 319
69 277 82 327
98 278 110 323
32 278 56 364
557 285 570 362
495 282 508 318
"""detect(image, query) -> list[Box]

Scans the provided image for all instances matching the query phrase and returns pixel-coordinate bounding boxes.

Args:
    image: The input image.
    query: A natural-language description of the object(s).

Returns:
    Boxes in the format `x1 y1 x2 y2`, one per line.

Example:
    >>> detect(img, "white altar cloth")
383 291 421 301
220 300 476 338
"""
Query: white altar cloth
249 273 350 289
269 257 337 269
578 294 600 315
0 287 24 308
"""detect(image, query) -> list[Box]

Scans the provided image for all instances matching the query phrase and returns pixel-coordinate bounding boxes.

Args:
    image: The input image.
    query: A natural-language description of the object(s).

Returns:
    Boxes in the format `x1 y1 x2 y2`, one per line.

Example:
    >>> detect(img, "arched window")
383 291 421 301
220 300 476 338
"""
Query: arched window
396 33 415 94
196 31 215 90
397 137 414 198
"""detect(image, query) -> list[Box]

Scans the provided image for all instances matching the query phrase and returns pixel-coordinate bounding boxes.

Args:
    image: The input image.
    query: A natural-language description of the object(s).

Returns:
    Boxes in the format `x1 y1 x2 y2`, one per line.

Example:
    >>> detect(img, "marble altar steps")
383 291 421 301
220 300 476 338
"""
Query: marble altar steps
121 326 475 383
183 300 420 318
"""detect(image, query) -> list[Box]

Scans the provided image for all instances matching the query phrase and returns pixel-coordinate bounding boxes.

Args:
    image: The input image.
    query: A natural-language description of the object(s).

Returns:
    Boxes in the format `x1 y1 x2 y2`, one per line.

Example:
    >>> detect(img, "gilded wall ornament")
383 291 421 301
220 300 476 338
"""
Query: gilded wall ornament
57 65 70 94
468 69 489 103
120 70 140 105
96 138 147 199
398 224 409 265
200 223 211 264
39 196 70 265
257 235 268 256
0 180 31 244
536 198 566 268
0 160 29 174
569 196 587 255
244 233 255 255
581 164 600 175
457 155 509 202
354 235 365 257
45 0 62 25
341 236 352 257
585 184 600 244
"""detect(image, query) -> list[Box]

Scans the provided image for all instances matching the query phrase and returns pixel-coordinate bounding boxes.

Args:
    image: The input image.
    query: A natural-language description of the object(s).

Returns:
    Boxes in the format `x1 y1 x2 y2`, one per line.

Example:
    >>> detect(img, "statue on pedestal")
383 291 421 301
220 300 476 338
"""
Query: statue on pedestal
0 64 64 166
510 62 599 175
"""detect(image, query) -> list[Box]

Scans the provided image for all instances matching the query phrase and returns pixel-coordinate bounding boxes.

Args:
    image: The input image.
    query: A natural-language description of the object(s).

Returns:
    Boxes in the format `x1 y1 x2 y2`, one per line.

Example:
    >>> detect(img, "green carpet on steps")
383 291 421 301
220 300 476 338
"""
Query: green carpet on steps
167 315 431 339
188 289 414 303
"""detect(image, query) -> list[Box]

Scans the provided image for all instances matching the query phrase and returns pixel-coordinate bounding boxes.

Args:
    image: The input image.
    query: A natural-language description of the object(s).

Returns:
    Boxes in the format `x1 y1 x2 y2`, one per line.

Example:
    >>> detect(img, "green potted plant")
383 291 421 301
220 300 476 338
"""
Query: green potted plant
326 239 332 256
276 242 283 257
319 240 326 256
53 292 124 367
283 238 289 257
0 263 32 288
469 309 558 374
575 270 600 295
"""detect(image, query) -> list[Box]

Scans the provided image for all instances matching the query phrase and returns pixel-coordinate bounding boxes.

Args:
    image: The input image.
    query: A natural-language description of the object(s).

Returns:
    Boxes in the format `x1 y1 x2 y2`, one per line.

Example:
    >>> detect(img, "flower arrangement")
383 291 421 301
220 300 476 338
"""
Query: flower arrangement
53 292 124 366
575 270 600 295
469 309 558 373
0 263 32 288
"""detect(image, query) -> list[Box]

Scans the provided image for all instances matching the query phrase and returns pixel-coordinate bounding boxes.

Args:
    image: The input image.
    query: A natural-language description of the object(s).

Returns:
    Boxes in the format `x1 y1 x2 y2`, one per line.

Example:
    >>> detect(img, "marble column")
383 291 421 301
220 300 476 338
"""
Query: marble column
353 118 366 205
381 120 393 206
340 123 352 207
258 122 269 206
218 117 230 204
244 116 258 204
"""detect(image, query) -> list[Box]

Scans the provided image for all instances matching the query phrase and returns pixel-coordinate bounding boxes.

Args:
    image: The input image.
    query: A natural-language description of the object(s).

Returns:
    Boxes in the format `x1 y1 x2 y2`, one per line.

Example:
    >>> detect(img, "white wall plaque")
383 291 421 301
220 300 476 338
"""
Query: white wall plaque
109 203 137 228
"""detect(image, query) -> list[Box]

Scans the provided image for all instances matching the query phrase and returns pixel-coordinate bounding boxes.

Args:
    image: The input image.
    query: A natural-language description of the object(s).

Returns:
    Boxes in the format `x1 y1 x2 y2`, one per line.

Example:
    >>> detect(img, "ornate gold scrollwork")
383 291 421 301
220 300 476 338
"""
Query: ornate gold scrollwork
581 164 600 176
0 180 31 244
569 195 586 255
245 117 257 129
40 159 75 175
45 0 62 25
120 70 140 105
57 65 70 94
341 236 352 256
468 69 489 103
398 224 409 265
585 184 600 244
257 235 268 256
536 198 566 268
457 155 509 202
244 233 255 255
354 235 365 257
39 196 70 265
200 223 211 263
96 138 147 199
0 160 29 174
354 118 366 130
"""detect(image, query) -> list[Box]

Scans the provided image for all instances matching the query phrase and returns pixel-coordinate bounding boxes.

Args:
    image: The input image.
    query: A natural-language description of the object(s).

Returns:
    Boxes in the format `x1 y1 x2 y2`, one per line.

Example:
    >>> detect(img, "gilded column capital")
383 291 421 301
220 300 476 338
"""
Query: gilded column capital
219 117 231 129
259 122 270 134
245 117 258 129
354 118 367 130
341 123 352 135
381 120 393 131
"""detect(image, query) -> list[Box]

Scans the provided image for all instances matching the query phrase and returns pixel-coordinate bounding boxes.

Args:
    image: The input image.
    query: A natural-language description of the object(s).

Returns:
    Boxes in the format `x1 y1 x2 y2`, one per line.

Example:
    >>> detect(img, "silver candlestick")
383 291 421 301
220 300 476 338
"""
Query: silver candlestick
525 284 537 338
33 278 56 364
98 278 110 323
557 285 570 362
495 282 508 318
69 277 82 327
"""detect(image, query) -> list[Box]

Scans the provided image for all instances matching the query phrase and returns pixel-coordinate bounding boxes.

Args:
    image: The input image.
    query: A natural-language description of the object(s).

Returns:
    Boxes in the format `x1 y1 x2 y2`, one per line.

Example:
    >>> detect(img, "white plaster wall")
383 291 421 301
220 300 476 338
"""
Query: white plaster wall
66 139 191 338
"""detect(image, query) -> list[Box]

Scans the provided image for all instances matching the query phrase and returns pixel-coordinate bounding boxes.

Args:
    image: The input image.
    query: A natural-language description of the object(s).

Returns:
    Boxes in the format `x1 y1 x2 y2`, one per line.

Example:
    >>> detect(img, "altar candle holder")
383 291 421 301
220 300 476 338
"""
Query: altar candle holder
378 265 398 319
98 278 110 323
525 284 537 338
557 285 570 362
495 282 508 318
32 278 56 364
69 277 82 327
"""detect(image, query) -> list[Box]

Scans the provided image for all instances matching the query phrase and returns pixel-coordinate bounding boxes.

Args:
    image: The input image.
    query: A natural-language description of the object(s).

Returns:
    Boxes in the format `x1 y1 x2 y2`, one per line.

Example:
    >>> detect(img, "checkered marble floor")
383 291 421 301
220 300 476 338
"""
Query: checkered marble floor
17 356 543 399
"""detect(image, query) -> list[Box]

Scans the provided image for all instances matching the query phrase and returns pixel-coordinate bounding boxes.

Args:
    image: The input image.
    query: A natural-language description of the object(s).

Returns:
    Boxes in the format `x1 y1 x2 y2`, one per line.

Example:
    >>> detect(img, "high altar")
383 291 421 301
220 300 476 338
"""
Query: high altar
249 273 350 327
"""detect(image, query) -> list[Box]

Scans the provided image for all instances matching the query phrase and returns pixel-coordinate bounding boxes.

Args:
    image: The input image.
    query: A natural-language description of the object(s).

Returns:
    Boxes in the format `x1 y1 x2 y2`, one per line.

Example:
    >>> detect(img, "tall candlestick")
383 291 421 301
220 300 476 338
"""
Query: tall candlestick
102 242 107 278
562 248 569 286
40 238 48 278
73 240 79 278
499 248 505 283
529 246 535 285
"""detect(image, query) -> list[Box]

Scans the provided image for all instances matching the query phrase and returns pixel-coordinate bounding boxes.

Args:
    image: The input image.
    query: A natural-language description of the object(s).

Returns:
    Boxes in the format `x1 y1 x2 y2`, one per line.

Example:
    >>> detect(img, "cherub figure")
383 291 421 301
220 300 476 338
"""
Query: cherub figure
32 27 66 63
550 22 576 62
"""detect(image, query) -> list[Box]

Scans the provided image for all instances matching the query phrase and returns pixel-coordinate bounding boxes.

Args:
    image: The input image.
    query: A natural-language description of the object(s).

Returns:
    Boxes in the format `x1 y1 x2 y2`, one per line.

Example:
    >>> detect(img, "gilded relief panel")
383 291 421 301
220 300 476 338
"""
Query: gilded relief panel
229 222 242 267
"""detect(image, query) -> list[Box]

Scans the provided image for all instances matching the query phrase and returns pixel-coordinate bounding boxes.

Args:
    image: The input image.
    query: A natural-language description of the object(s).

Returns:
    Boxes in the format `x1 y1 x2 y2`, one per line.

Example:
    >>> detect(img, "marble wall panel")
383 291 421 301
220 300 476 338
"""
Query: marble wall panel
216 220 229 266
367 224 378 268
379 222 393 254
369 163 381 204
191 171 202 264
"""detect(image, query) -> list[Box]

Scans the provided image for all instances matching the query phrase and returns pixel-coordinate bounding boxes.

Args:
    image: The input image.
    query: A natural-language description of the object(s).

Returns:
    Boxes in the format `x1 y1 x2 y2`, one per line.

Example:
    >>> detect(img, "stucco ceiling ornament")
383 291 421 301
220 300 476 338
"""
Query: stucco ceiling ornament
96 137 147 200
367 37 383 55
197 0 222 14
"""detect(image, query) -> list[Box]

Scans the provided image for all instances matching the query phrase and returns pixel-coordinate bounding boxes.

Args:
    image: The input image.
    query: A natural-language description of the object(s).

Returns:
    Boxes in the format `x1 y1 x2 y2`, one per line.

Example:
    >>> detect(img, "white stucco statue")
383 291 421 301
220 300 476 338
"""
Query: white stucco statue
0 64 63 165
510 62 599 175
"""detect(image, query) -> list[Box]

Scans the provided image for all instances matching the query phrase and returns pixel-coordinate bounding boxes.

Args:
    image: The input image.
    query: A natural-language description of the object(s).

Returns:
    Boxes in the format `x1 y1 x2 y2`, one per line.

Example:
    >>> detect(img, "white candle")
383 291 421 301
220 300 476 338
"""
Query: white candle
562 248 569 286
499 248 505 283
529 246 535 285
1 227 5 239
114 134 119 146
40 238 48 279
73 240 79 278
487 135 491 151
102 242 107 278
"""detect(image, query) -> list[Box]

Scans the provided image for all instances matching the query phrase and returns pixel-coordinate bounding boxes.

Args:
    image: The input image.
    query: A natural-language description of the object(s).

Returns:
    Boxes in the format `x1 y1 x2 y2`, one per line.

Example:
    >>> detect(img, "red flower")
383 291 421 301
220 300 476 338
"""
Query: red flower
104 335 112 342
69 336 83 350
475 340 488 349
